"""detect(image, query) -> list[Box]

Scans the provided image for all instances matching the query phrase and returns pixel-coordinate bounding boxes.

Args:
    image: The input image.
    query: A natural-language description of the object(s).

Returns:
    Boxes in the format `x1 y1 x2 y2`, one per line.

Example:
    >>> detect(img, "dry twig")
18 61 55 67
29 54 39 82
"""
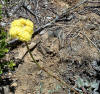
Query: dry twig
80 32 100 54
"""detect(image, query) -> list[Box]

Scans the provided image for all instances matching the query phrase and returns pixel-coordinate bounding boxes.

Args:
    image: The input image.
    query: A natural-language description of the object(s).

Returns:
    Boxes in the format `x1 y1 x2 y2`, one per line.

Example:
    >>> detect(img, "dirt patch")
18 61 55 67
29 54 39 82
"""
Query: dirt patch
0 0 100 94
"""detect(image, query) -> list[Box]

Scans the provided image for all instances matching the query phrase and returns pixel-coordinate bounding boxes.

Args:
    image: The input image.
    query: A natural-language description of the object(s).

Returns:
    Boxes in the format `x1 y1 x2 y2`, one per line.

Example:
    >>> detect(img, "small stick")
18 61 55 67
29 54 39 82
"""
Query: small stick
88 1 100 3
80 32 100 54
22 5 39 23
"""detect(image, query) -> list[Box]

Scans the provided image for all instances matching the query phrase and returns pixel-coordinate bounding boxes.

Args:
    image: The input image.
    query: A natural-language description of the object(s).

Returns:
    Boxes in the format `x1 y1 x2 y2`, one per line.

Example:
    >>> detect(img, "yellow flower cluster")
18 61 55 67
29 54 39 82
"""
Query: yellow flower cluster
9 18 34 41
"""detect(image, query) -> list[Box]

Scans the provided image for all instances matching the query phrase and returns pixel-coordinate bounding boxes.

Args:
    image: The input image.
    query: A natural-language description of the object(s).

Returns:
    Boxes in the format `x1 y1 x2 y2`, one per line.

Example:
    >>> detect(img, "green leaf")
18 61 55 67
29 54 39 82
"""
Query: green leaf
0 31 7 38
0 16 2 19
0 54 4 58
0 50 5 58
3 48 9 53
8 61 16 70
0 5 2 8
0 10 2 15
0 40 6 48
0 67 2 75
3 0 10 2
0 4 2 19
0 48 8 58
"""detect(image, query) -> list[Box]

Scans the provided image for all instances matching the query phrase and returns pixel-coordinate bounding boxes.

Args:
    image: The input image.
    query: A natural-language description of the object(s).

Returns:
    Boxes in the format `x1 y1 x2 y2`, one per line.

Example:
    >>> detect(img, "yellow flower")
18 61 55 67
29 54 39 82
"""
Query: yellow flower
9 18 34 41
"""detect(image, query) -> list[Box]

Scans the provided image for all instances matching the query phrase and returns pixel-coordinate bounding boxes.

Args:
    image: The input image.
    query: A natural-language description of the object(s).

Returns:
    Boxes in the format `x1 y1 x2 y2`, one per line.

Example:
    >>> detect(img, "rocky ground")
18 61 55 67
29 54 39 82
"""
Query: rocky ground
0 0 100 94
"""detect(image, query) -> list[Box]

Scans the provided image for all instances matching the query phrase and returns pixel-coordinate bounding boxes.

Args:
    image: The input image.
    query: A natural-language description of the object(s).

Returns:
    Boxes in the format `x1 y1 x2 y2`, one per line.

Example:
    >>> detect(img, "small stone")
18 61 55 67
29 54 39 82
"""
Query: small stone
8 73 12 76
46 16 52 20
27 5 31 10
11 82 17 87
9 13 13 16
85 23 96 30
0 22 6 26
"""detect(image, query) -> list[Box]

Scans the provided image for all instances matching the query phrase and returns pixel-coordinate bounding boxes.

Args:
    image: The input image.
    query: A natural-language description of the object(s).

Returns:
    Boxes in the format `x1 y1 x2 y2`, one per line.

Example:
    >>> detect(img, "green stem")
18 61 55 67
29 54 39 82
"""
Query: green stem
25 42 41 68
25 42 79 94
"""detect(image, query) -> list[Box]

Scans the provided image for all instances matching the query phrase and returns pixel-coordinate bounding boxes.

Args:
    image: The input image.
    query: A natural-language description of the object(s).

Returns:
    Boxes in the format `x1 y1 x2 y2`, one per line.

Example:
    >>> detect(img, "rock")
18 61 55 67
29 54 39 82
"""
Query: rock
8 73 12 76
0 22 6 27
85 23 96 30
11 82 17 87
